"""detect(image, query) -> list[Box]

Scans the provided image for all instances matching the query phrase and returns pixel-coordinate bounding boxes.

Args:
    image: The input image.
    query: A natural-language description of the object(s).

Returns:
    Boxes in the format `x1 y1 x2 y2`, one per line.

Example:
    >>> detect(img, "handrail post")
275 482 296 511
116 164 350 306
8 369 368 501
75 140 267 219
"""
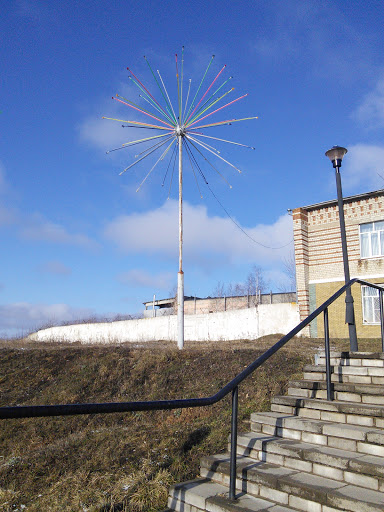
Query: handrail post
380 289 384 353
229 386 238 501
324 307 333 401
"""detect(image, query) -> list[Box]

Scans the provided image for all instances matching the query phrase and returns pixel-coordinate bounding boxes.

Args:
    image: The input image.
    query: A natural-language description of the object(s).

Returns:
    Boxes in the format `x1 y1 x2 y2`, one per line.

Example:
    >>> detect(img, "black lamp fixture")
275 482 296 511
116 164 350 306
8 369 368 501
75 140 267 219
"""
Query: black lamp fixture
325 145 348 168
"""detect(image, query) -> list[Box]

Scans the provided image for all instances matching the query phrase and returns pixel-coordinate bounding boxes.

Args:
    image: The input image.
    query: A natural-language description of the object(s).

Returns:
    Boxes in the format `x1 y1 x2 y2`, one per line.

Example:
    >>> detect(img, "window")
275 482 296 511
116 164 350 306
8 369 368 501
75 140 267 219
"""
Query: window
360 221 384 258
362 285 382 324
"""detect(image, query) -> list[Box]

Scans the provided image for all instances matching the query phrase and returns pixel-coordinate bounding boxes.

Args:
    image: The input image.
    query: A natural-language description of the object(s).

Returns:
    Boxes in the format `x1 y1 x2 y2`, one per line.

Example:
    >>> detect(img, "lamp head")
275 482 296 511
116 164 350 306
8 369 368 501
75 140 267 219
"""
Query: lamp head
325 146 348 168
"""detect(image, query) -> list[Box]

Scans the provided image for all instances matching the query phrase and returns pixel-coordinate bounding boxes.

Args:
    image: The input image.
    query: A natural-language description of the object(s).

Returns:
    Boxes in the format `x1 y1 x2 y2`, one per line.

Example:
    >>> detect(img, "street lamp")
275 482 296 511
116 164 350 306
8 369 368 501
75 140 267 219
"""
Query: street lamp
325 146 358 351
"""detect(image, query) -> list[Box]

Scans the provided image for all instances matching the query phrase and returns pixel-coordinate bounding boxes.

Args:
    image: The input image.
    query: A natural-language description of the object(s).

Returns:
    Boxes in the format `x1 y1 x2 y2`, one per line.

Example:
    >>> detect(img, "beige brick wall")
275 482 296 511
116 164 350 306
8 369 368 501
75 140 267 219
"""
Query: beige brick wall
293 191 384 339
315 278 383 339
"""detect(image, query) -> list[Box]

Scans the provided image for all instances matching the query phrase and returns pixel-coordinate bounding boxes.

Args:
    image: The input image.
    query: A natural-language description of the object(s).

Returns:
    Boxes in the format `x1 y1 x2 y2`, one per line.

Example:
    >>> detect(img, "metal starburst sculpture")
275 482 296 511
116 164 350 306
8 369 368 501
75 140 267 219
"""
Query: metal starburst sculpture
104 48 257 349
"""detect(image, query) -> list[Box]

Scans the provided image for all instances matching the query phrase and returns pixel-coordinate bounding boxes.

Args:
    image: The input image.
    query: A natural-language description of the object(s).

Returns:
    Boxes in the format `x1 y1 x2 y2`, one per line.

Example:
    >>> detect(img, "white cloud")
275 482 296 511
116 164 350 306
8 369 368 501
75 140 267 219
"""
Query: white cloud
0 302 93 334
354 78 384 128
20 214 97 249
78 113 129 151
38 260 72 276
342 144 384 191
104 199 293 266
77 82 149 152
118 269 173 290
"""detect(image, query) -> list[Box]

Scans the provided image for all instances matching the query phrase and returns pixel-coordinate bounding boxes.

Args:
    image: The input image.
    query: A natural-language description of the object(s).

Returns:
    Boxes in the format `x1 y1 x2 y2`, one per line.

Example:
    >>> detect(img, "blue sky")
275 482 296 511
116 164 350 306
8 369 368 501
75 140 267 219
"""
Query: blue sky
2 0 384 336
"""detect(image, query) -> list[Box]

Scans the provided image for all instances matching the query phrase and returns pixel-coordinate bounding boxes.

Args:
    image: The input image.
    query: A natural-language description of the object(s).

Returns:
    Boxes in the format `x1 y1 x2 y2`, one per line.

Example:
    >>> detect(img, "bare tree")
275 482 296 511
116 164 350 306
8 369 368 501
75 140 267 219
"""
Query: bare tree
211 266 268 305
283 251 297 292
168 284 177 314
168 284 178 299
212 281 226 298
245 265 268 295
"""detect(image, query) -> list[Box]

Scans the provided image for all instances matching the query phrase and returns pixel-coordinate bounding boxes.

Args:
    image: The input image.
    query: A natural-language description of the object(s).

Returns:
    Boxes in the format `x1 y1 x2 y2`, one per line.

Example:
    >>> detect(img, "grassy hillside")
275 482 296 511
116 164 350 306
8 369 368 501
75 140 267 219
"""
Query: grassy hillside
0 335 376 511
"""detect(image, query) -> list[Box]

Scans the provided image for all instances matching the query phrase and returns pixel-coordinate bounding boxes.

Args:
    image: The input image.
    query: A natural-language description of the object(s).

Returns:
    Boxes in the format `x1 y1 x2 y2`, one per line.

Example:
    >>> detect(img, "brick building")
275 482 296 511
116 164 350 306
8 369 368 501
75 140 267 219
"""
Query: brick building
293 189 384 338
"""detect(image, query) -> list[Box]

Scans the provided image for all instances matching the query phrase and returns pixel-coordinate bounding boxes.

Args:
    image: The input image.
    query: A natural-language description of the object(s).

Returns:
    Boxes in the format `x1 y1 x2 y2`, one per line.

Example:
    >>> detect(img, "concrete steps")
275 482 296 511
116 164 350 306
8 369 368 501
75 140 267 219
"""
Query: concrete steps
167 351 384 512
287 380 384 404
303 364 384 385
199 454 384 511
234 431 384 491
168 478 301 511
271 396 384 427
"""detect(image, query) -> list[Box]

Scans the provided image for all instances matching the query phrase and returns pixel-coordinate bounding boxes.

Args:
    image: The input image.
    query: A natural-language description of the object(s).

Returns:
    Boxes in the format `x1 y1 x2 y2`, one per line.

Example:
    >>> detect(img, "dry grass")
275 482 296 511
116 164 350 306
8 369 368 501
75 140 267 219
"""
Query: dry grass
0 334 382 511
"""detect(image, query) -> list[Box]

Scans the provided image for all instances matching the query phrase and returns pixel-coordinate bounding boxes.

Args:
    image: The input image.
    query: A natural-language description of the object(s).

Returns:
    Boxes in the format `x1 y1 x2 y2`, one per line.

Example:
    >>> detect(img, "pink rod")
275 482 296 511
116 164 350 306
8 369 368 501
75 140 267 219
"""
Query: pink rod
184 65 226 125
112 97 174 128
127 66 170 121
187 94 248 128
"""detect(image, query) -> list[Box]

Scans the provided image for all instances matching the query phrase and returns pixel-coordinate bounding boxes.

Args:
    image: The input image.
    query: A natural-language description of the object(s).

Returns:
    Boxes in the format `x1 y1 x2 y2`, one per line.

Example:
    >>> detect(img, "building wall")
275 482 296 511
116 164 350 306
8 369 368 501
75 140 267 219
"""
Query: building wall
293 191 384 338
28 303 301 344
312 278 384 339
181 293 296 315
293 208 310 335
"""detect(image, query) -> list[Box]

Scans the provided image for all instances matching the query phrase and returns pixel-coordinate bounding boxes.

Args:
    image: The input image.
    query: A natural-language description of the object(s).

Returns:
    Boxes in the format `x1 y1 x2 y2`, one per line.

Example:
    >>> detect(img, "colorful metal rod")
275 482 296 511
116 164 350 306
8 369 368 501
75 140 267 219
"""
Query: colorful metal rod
184 64 226 125
186 134 242 173
190 116 258 130
144 56 177 124
192 132 255 150
127 66 173 124
186 77 233 126
157 69 177 124
102 117 171 130
119 135 174 175
185 137 233 188
112 96 174 128
187 87 234 127
187 94 248 128
184 55 215 122
136 139 176 192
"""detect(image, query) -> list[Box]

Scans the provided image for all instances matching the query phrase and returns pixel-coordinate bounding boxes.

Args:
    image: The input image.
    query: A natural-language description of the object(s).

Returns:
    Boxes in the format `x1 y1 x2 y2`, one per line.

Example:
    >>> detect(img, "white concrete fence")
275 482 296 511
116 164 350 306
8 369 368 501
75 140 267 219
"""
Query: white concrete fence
28 303 301 344
28 304 300 343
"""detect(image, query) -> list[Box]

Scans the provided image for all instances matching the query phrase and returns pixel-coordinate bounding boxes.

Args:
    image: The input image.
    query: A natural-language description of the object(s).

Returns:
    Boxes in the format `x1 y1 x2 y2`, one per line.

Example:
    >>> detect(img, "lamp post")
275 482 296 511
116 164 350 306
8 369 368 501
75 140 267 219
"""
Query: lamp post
325 146 358 352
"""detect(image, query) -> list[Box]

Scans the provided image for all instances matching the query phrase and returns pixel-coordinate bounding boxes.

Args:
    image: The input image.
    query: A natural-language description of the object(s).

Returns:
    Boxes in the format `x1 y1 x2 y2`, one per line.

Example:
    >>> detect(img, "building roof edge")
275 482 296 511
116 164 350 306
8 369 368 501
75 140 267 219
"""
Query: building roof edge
298 189 384 211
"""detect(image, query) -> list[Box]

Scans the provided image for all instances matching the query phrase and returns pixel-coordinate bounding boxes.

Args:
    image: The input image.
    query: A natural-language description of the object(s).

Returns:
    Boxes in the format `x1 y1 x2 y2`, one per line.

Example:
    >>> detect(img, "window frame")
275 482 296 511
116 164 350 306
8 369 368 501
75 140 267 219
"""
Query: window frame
359 220 384 259
361 284 384 325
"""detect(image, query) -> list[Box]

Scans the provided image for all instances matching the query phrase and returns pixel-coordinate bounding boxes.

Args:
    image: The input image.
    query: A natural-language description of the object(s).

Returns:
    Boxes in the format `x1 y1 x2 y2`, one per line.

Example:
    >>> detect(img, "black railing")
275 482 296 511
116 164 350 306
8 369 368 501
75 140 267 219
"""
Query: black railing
0 278 383 501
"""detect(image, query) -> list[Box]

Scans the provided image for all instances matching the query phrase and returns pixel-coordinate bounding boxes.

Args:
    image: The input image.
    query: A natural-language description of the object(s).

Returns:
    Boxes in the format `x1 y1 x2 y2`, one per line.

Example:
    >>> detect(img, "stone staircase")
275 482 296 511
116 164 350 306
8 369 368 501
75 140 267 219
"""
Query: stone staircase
166 351 384 512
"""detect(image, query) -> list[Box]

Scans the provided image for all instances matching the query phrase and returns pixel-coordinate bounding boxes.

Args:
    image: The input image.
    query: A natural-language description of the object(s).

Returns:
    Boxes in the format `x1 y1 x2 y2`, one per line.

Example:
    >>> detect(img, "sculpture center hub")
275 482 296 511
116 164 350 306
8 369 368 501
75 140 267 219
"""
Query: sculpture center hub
175 125 186 137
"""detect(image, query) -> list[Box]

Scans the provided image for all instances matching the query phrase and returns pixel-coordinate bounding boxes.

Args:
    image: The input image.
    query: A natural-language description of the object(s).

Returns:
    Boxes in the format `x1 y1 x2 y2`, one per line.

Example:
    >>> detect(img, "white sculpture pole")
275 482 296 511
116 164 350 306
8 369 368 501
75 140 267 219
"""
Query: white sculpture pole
177 131 184 349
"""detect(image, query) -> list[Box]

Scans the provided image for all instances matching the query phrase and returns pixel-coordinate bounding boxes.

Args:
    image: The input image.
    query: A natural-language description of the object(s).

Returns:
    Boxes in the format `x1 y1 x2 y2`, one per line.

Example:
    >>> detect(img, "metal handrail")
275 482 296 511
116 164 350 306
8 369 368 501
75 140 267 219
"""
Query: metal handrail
0 278 383 501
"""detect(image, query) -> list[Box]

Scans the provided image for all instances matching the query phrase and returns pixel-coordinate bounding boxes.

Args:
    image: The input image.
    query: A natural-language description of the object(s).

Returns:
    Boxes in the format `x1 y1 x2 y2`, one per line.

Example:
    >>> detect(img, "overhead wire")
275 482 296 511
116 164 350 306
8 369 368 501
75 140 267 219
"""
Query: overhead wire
184 140 293 250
